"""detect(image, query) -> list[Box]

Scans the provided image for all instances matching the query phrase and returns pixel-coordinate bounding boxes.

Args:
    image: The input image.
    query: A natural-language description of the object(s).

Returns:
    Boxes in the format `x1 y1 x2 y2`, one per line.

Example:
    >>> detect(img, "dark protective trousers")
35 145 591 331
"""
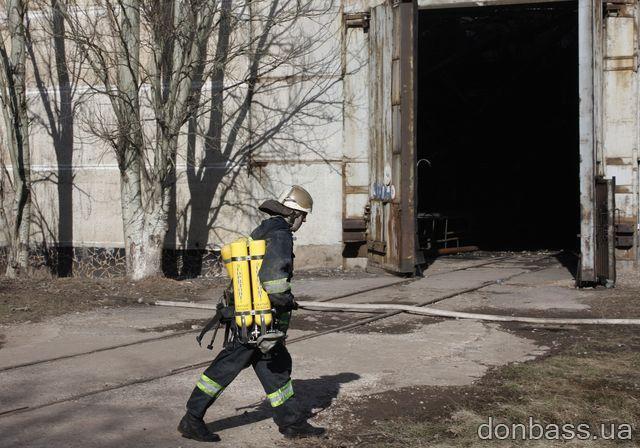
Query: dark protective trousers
185 340 303 429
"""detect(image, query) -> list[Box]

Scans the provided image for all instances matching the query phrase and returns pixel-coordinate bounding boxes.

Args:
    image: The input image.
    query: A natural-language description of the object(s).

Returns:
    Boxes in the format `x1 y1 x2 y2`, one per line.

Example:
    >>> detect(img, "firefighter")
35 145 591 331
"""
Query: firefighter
178 185 326 442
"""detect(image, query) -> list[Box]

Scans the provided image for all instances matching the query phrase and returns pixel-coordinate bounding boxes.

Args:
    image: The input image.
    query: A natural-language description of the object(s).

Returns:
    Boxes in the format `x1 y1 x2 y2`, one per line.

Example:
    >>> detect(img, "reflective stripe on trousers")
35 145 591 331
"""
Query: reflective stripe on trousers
196 374 224 398
267 379 294 407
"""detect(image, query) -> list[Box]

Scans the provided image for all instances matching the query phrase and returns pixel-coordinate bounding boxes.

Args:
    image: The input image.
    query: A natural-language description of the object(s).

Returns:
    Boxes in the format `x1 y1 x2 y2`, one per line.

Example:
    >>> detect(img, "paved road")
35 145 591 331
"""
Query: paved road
0 255 593 447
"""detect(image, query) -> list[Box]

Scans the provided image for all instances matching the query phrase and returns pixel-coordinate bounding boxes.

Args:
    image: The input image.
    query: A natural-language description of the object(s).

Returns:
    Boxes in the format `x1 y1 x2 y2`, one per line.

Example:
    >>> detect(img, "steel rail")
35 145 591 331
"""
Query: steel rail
0 255 516 373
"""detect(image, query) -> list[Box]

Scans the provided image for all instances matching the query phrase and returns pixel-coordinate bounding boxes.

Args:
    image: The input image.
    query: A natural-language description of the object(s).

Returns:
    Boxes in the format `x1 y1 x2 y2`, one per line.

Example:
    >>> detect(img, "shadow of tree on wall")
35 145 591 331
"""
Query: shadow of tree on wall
163 0 342 278
26 1 81 277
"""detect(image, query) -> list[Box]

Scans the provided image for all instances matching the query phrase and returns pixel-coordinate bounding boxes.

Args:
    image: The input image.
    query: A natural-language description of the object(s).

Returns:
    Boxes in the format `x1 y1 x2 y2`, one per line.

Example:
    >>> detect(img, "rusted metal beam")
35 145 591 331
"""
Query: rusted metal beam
344 185 368 195
344 12 370 32
397 1 417 273
437 246 479 255
343 231 367 242
343 218 367 230
578 0 597 284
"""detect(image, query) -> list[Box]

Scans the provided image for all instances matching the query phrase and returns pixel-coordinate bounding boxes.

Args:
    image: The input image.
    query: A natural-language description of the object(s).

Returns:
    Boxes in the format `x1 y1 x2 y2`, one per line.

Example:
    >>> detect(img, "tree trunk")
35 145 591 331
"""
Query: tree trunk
123 197 168 280
5 0 31 278
115 0 165 281
6 186 30 277
119 141 169 280
119 144 144 278
129 219 166 281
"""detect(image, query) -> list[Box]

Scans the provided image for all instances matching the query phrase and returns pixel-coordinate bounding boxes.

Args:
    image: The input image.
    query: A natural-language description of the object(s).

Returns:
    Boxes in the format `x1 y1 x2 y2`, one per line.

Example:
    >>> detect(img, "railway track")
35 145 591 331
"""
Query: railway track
0 255 515 374
0 254 554 418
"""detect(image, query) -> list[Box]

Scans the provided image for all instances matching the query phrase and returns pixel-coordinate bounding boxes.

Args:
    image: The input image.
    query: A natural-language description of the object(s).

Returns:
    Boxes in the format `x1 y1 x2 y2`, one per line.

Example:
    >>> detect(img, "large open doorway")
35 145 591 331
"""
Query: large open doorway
416 3 580 254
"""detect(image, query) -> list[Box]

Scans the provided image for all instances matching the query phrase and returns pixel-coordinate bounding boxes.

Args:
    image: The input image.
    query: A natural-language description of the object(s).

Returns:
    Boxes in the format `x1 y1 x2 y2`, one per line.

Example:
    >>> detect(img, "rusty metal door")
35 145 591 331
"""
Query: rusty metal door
594 177 616 286
577 0 603 284
367 0 417 273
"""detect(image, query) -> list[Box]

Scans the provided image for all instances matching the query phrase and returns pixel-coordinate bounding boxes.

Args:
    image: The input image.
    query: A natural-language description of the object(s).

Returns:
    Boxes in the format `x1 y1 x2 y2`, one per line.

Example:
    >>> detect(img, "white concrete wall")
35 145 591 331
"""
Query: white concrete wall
1 1 347 270
8 0 640 272
601 8 640 266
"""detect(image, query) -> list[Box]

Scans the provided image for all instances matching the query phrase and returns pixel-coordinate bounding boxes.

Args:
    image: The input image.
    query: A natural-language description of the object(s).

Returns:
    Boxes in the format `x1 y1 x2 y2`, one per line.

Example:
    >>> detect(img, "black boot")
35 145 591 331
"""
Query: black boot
279 421 326 439
178 413 221 443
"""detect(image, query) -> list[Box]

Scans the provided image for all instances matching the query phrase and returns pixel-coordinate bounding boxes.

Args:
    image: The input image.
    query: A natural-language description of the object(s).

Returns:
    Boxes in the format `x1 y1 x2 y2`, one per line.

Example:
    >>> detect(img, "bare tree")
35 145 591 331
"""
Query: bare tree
62 0 340 279
0 0 32 277
60 0 215 279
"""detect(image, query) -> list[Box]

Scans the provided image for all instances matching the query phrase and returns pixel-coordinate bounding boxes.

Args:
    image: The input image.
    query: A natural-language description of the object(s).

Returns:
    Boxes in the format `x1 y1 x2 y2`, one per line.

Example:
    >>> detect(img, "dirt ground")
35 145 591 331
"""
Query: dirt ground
0 267 378 326
295 280 640 448
300 325 640 447
0 276 227 325
0 277 396 337
1 256 639 447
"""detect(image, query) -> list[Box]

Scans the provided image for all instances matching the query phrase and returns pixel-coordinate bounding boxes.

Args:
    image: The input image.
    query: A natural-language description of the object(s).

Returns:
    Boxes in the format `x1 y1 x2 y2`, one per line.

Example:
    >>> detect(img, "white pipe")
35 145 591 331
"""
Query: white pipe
156 301 218 310
297 302 640 325
154 300 640 326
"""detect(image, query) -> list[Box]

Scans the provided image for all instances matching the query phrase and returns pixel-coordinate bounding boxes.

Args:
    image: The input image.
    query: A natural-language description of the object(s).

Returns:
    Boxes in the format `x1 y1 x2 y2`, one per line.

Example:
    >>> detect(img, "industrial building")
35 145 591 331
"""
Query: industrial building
11 0 639 283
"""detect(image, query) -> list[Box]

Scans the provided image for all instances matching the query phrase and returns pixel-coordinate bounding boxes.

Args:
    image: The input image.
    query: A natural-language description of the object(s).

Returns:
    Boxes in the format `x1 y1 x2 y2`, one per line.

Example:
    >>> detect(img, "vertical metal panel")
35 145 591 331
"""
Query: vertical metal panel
342 19 372 259
392 106 401 154
368 2 391 263
397 0 417 272
593 0 604 176
607 177 616 284
601 10 639 264
392 60 401 105
367 0 417 273
595 177 616 286
578 0 597 283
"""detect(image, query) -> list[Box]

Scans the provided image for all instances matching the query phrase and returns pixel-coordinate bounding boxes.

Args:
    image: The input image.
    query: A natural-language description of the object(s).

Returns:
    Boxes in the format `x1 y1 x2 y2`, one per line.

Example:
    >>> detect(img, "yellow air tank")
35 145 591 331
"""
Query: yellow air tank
221 244 233 278
230 240 253 330
249 239 272 331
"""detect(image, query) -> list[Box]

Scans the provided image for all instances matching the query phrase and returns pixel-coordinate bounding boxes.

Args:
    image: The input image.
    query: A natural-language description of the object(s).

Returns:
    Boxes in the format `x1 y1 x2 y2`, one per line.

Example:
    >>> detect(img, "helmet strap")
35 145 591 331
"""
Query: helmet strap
288 211 305 232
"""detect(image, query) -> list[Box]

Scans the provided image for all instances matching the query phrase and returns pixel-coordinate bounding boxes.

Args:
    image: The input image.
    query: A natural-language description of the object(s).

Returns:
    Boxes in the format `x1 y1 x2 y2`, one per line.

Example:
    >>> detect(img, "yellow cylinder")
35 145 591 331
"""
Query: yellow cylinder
221 244 233 278
231 240 253 328
249 239 272 328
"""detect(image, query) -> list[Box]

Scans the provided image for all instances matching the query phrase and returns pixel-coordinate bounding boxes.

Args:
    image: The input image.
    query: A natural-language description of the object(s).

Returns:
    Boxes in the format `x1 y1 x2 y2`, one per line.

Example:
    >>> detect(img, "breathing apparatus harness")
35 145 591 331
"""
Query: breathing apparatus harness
197 237 287 354
198 197 306 354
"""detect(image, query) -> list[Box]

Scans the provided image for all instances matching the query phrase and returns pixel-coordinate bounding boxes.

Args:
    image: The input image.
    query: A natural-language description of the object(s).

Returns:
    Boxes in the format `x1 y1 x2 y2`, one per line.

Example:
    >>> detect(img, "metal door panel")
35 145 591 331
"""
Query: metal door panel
595 177 616 286
578 0 602 284
367 0 416 273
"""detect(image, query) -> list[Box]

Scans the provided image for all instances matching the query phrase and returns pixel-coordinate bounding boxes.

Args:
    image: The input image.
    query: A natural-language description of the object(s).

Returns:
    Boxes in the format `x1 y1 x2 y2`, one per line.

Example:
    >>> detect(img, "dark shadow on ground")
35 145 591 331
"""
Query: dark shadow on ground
206 373 360 432
554 250 578 280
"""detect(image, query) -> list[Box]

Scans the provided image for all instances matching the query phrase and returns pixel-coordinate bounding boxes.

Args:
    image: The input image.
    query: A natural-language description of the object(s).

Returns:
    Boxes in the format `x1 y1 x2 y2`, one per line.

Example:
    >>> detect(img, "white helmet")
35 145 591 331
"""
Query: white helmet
279 185 313 214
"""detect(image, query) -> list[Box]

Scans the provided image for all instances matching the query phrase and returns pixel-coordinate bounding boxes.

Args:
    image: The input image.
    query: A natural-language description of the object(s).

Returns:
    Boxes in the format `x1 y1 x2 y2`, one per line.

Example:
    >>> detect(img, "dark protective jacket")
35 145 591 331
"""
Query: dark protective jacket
199 216 296 348
250 216 296 329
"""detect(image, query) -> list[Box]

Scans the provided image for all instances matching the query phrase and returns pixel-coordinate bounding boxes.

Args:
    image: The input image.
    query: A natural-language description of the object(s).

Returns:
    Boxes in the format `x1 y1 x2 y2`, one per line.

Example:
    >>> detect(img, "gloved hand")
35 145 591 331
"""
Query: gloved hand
269 291 296 311
273 300 298 313
256 331 286 354
275 305 296 314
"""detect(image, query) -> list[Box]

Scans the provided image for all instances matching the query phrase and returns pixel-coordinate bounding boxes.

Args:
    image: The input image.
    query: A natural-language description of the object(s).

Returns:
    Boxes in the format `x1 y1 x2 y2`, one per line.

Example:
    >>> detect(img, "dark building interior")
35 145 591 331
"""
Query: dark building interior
416 2 580 252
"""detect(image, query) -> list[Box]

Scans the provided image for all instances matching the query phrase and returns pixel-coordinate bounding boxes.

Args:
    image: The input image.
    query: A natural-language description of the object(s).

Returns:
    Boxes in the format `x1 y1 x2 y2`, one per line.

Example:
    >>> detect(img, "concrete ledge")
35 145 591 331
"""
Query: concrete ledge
0 244 349 278
294 244 343 270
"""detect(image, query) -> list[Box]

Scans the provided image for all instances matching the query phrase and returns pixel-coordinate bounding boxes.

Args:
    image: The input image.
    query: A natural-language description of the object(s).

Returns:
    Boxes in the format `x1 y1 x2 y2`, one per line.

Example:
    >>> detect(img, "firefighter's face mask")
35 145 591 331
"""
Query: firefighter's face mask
289 212 306 232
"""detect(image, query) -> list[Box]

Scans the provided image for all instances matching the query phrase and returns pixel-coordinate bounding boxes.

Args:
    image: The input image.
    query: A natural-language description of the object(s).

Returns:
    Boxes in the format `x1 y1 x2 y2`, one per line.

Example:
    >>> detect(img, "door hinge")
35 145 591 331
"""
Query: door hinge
344 12 370 32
